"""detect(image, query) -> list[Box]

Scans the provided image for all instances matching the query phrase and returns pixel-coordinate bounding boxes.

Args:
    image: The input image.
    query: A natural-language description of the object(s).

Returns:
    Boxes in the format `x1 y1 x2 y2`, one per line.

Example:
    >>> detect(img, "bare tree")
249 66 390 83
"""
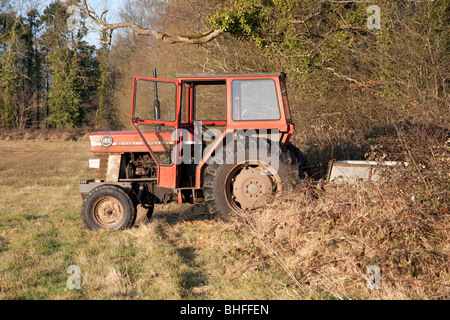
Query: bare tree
0 0 9 12
0 0 41 15
80 0 222 45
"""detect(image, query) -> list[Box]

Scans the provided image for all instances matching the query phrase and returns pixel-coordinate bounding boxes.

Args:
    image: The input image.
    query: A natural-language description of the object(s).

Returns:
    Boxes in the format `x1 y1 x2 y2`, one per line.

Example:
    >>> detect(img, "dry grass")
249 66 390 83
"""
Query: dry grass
0 128 91 142
0 135 448 300
0 140 304 299
238 178 450 300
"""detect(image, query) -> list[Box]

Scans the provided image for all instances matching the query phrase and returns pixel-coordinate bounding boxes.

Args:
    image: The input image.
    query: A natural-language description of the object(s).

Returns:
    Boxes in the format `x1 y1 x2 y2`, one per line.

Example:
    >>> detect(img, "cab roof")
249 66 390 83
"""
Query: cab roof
175 72 285 80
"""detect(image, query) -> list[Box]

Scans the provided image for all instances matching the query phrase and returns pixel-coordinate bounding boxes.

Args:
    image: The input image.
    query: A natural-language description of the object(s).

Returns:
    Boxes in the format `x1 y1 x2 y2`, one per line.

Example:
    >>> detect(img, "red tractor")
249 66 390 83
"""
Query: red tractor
79 71 308 230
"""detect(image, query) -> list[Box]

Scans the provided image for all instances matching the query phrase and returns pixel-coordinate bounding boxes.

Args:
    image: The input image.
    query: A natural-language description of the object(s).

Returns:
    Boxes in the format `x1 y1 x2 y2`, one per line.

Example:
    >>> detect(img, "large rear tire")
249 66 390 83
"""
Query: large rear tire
287 142 310 178
202 139 298 221
81 185 136 230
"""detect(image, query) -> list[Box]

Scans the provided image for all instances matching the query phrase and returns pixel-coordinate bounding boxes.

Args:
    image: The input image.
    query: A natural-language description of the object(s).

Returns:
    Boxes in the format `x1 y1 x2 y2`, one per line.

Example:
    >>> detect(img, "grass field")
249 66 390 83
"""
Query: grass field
0 140 303 299
0 139 449 300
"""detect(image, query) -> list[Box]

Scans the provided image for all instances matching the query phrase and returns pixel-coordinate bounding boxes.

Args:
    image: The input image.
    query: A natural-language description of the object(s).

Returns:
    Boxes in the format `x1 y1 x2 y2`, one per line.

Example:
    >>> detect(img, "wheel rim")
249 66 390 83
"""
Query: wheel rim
92 196 124 229
225 163 279 213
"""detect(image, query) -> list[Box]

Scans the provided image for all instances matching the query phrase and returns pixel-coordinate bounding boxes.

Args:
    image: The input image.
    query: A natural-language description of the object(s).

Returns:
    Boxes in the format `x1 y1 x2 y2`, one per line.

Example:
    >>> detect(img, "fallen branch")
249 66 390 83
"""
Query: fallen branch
79 0 223 45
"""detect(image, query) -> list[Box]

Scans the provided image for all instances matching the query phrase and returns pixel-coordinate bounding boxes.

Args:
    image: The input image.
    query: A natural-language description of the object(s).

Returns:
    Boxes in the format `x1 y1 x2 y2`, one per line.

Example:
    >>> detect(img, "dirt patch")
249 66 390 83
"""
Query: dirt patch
0 128 92 142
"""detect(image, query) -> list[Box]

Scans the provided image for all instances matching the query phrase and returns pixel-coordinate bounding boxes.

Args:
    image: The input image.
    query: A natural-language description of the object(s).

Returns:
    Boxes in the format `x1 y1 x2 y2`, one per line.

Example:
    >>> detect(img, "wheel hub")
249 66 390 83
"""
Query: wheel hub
231 166 274 210
247 183 259 195
93 196 124 228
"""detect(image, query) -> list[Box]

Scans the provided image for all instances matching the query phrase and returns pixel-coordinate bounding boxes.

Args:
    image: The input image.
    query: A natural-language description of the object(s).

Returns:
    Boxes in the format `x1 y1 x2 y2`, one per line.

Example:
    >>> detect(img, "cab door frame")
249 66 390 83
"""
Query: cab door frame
130 76 182 189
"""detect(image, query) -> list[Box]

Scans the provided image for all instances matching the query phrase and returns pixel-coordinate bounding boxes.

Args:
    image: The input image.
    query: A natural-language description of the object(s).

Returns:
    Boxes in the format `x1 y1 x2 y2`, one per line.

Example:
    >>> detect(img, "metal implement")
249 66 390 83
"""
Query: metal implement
327 160 408 184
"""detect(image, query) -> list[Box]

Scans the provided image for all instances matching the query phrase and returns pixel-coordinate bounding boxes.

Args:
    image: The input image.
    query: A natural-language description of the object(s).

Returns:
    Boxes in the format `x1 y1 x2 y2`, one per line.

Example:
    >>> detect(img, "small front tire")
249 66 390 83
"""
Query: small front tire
81 185 136 230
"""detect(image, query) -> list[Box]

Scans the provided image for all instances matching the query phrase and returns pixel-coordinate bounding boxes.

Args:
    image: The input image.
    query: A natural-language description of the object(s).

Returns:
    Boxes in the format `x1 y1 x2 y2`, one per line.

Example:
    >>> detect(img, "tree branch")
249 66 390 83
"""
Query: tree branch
325 67 360 84
79 0 223 45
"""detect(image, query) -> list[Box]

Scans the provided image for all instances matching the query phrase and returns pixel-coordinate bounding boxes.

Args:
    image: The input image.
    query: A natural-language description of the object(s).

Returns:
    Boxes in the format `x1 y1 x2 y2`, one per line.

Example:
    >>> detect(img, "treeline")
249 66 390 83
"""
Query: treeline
1 0 448 136
109 0 449 138
0 0 116 130
210 0 449 133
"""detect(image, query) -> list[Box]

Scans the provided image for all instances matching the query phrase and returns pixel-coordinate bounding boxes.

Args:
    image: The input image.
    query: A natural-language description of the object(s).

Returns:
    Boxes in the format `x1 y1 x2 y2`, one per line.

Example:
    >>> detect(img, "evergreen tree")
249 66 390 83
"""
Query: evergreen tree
95 33 118 130
47 47 81 128
23 9 43 127
40 0 94 128
0 15 20 128
0 1 121 130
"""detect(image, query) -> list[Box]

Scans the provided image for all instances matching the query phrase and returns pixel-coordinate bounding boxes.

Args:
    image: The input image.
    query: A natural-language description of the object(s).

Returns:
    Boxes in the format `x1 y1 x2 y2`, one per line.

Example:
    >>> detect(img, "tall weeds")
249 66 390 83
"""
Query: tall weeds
237 125 449 299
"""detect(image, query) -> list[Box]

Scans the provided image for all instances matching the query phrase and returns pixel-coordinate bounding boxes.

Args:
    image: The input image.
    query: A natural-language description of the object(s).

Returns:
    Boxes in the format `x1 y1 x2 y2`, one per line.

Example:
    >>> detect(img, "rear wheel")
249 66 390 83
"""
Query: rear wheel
81 185 136 230
202 140 298 221
287 142 310 178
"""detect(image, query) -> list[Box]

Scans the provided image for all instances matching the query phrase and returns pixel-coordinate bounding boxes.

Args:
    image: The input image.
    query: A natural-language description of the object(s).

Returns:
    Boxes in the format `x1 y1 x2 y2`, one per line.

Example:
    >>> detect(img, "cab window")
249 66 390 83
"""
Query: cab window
232 79 281 121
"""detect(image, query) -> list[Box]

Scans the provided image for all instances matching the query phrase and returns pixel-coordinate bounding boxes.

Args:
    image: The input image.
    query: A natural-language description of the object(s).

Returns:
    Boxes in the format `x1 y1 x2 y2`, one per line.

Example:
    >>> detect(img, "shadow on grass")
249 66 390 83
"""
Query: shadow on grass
146 204 212 298
152 204 213 226
175 246 209 298
0 237 9 253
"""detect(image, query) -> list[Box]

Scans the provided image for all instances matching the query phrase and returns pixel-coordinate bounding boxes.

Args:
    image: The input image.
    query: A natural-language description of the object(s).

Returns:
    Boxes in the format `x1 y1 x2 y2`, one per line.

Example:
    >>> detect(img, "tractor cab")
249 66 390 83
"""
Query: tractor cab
130 72 294 188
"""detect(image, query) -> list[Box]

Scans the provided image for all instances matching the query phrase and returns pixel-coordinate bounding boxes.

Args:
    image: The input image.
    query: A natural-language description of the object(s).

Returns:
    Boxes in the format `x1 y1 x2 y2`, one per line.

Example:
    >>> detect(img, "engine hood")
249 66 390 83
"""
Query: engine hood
90 131 174 153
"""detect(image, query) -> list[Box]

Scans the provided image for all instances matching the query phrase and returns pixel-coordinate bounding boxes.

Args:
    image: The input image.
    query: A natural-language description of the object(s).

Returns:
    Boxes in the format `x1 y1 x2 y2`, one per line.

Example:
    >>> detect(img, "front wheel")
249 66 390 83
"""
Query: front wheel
81 185 136 230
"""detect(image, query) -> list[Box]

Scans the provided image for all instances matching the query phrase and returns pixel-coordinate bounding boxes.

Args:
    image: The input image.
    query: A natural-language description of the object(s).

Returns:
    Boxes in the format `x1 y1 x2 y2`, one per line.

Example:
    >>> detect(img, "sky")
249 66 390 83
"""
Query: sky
2 0 129 47
38 0 127 47
11 0 125 20
81 0 125 47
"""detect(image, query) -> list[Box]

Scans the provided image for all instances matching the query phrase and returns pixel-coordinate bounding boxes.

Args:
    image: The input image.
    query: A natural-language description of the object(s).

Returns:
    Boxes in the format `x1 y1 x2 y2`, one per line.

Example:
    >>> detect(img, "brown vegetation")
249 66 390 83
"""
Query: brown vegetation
0 128 91 142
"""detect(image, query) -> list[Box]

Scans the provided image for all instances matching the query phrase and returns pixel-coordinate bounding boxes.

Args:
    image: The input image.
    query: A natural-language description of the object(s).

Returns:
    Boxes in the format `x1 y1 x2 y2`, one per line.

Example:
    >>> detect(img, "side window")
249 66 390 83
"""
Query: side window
194 83 227 121
232 79 281 121
181 83 190 124
280 79 292 121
